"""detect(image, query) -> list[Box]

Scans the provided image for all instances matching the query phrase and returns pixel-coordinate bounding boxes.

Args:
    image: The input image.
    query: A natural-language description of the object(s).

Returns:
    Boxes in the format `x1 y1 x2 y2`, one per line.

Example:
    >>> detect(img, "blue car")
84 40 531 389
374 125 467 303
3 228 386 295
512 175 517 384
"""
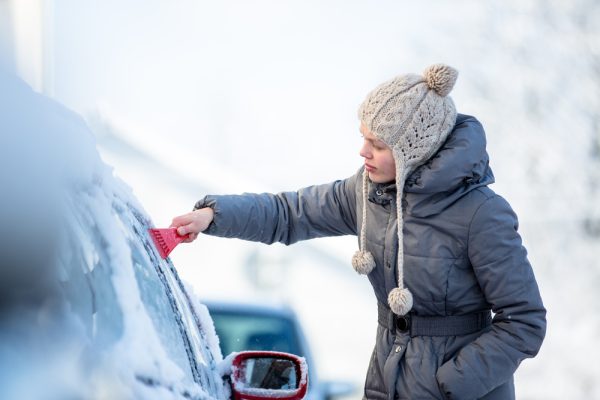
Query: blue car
205 301 356 400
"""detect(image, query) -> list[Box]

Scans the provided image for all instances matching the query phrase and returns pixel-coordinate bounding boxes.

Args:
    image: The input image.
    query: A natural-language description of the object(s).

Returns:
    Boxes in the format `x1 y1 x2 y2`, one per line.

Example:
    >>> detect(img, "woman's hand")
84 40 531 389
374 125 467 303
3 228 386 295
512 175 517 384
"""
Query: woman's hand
170 207 214 243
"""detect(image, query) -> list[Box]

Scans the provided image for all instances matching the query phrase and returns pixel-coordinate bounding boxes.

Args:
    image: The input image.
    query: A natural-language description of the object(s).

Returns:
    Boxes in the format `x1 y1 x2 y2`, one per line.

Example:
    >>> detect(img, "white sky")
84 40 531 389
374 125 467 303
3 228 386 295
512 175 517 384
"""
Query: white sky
48 0 492 190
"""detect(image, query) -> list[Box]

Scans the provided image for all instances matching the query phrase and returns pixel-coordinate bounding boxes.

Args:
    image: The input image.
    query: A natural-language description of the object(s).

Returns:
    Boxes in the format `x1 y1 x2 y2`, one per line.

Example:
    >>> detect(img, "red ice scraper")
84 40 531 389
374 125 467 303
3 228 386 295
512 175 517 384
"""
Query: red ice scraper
149 228 186 259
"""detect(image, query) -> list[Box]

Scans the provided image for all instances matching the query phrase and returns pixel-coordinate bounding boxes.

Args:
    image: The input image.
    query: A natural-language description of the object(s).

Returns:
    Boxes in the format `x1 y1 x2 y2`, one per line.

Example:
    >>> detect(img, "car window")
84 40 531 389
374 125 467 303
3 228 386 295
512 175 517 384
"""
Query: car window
128 206 225 398
208 309 302 358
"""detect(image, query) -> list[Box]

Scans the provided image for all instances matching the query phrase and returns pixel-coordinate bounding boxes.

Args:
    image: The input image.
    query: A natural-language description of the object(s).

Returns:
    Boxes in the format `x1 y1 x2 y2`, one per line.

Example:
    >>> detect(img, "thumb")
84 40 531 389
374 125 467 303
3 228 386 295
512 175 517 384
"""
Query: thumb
177 226 189 236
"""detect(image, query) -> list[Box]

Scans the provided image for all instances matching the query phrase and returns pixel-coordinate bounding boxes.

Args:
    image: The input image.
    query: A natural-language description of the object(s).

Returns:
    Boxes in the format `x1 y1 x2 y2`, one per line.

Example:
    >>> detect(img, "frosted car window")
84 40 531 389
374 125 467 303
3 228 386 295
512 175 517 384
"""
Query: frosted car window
58 208 196 385
127 206 225 398
127 236 197 384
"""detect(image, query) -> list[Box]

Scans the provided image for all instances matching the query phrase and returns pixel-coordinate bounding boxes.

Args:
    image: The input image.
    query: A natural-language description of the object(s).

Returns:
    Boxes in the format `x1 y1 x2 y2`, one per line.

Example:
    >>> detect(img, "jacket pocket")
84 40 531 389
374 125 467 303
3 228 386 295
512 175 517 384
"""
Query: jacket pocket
396 338 448 399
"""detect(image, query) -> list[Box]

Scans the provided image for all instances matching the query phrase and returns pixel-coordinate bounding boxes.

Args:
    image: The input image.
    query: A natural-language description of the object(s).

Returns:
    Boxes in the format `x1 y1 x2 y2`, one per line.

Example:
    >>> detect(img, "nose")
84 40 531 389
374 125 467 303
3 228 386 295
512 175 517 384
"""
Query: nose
359 141 372 159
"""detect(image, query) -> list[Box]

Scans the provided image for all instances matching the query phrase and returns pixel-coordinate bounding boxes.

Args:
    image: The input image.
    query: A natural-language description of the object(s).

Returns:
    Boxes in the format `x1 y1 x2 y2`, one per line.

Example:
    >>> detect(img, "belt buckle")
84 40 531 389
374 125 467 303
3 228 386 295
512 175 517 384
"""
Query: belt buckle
395 314 411 333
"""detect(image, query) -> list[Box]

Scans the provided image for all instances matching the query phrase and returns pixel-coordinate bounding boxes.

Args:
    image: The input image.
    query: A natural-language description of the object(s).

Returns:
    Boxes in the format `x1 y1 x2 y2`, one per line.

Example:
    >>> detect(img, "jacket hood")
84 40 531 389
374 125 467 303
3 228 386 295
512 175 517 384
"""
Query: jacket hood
403 114 495 217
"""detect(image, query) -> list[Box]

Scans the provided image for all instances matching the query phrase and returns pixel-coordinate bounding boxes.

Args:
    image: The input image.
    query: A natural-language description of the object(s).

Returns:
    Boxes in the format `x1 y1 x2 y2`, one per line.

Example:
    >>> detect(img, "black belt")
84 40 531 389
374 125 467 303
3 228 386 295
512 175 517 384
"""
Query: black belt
378 302 492 337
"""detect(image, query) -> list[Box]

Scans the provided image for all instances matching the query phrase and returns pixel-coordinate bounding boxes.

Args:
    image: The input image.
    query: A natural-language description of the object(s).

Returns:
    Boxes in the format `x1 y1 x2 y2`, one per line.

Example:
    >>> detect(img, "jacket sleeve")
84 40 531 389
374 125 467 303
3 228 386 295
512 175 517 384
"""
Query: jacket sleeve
193 171 361 245
436 194 547 400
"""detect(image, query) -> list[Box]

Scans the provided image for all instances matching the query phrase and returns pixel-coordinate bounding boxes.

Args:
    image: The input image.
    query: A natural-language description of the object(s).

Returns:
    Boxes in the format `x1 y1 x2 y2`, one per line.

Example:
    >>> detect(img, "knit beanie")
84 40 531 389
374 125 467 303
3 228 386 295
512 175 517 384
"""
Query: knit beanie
352 64 458 316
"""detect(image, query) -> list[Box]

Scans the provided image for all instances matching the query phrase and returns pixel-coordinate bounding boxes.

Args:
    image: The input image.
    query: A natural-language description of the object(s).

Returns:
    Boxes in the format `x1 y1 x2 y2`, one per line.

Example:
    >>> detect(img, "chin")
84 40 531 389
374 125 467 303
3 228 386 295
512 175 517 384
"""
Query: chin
368 172 392 184
368 172 386 184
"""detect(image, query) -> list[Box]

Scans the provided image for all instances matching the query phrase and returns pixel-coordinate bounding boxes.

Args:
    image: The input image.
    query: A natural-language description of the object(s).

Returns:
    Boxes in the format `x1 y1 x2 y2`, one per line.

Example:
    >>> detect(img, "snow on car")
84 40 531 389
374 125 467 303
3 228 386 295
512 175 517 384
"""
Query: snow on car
0 69 306 400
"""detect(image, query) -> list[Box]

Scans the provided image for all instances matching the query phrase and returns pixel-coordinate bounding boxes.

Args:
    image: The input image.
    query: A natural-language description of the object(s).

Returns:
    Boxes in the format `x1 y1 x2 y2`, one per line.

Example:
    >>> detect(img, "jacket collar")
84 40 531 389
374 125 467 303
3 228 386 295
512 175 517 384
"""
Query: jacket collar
364 114 495 216
404 113 495 217
368 181 396 205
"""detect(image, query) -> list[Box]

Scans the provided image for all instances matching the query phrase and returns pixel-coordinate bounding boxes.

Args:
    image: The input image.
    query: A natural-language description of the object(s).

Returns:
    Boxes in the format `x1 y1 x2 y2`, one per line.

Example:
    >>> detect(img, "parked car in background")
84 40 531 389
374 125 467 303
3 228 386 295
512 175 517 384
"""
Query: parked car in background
205 301 356 400
0 70 306 400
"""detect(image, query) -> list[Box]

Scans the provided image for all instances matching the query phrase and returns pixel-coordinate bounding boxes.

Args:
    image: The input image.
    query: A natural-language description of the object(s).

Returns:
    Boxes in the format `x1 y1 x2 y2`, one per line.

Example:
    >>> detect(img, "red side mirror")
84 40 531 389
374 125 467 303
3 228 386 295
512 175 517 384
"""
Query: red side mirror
229 351 308 400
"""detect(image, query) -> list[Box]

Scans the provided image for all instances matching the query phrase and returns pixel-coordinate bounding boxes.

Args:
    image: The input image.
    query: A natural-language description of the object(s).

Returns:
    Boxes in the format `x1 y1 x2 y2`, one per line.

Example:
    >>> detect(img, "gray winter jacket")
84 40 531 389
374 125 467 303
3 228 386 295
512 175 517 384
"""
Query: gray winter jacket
196 114 546 400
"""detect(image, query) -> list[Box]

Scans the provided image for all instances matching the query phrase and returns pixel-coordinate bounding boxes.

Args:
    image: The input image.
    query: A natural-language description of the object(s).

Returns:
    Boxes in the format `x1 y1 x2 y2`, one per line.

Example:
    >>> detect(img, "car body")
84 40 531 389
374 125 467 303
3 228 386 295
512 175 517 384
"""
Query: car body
205 301 356 400
0 70 306 400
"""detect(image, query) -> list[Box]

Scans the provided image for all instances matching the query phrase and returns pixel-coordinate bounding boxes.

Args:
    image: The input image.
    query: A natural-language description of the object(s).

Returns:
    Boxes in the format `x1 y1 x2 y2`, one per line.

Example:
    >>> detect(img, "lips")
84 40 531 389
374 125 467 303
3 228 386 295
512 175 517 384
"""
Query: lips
365 163 376 172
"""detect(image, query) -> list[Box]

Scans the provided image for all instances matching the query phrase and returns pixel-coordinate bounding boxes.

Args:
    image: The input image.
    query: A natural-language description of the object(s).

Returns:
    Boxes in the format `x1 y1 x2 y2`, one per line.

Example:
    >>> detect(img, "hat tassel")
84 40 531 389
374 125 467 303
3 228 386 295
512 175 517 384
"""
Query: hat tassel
353 170 375 275
352 250 375 274
388 287 413 316
388 156 413 316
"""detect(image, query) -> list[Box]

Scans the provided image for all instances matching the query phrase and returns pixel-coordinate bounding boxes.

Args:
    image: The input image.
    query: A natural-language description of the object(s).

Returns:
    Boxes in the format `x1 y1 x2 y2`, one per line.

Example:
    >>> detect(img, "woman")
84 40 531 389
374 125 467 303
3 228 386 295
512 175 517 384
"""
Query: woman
171 64 546 399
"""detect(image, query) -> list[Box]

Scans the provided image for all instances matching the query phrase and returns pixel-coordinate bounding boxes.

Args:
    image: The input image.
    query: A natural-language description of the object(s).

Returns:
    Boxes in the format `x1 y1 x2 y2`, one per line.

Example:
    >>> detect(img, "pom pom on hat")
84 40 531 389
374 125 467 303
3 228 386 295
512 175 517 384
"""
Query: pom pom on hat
423 64 458 97
388 287 413 316
352 250 376 275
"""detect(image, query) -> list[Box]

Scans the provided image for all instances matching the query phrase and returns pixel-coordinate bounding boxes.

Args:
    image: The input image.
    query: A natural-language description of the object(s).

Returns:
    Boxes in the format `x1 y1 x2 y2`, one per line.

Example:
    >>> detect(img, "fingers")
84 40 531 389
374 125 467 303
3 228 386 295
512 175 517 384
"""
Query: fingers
169 208 214 240
169 213 194 238
177 226 189 236
170 212 195 228
182 232 198 243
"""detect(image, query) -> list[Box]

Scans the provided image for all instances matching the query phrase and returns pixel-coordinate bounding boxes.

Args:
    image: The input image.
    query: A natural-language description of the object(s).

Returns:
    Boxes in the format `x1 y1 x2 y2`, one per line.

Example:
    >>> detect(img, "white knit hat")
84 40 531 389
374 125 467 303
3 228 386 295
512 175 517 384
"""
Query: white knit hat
352 64 458 316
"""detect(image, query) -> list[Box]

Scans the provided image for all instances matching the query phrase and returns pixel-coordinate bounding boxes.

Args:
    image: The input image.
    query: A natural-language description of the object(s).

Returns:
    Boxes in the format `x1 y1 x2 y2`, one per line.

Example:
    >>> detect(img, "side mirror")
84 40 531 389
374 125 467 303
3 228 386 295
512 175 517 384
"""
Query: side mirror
230 351 308 400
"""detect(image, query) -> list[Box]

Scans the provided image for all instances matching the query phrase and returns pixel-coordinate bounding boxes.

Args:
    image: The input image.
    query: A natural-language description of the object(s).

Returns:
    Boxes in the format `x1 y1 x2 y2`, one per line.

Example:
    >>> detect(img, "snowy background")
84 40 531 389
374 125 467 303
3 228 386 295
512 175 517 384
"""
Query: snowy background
2 0 599 399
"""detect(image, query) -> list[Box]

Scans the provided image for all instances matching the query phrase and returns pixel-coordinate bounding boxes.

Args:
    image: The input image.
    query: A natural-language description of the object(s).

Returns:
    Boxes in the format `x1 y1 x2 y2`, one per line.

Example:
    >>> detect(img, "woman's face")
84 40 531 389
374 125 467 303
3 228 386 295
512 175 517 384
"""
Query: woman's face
359 123 396 183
